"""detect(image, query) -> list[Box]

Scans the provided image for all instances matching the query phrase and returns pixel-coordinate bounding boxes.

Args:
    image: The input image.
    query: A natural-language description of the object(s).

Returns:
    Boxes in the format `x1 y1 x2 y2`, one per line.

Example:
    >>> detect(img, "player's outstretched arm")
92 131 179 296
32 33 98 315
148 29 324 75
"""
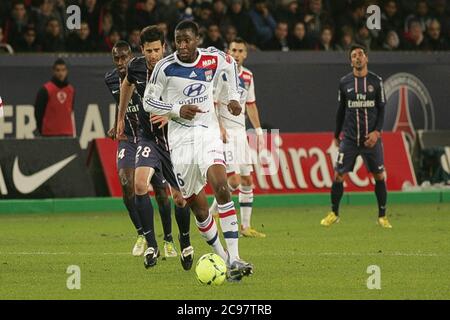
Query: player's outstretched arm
142 61 183 118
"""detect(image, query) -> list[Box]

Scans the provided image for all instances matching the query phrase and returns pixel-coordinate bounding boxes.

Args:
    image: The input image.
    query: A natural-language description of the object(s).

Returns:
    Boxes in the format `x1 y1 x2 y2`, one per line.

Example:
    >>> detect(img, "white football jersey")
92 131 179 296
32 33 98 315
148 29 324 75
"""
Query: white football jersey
143 47 241 148
214 66 256 130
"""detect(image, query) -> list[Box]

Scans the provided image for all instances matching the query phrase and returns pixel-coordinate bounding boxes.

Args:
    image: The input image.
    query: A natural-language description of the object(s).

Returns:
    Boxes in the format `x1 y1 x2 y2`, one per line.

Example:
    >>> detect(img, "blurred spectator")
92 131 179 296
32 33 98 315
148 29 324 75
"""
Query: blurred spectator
224 24 238 47
175 0 196 21
100 28 121 51
99 11 113 39
226 0 256 45
381 29 401 50
81 0 102 40
66 21 96 52
355 24 377 50
404 0 433 32
337 1 365 35
288 21 312 50
15 26 40 52
41 17 65 51
425 18 448 50
0 26 14 54
34 58 76 137
275 0 303 31
33 0 63 39
202 23 226 50
381 0 404 36
211 0 230 30
403 19 428 50
196 1 214 31
314 25 335 51
157 21 174 55
249 0 277 47
3 0 30 49
304 0 333 41
111 0 132 38
134 0 162 30
262 20 289 51
430 0 450 41
336 26 355 51
128 27 141 53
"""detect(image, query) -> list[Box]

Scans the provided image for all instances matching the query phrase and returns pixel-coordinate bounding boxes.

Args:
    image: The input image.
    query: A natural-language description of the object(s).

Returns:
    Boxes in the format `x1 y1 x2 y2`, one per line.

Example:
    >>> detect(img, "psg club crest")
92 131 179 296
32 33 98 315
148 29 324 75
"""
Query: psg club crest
57 91 68 104
383 73 435 146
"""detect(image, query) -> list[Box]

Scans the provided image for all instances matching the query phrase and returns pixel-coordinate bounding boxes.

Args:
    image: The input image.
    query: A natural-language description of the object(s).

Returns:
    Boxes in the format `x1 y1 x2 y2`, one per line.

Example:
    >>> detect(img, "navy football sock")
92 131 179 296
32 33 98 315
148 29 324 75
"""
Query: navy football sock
175 205 191 249
155 195 173 242
123 195 143 235
375 180 387 217
135 194 157 248
331 181 344 215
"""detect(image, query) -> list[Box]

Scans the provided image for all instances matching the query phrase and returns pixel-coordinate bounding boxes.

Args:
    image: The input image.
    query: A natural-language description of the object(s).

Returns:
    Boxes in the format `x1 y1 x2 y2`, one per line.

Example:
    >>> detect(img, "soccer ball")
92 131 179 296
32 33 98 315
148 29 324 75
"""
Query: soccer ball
195 253 227 285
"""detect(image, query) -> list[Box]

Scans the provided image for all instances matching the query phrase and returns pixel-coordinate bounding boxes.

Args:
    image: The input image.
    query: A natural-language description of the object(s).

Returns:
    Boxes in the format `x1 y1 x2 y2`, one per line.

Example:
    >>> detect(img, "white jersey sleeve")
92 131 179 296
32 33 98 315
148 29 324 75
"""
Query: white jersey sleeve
246 74 256 104
214 48 241 103
143 57 182 118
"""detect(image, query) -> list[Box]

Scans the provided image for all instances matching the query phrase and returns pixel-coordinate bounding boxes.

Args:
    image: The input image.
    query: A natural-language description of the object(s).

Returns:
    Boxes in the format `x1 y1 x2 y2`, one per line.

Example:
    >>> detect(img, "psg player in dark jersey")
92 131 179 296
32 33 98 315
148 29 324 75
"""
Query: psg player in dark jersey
321 44 392 229
116 26 193 269
105 41 182 257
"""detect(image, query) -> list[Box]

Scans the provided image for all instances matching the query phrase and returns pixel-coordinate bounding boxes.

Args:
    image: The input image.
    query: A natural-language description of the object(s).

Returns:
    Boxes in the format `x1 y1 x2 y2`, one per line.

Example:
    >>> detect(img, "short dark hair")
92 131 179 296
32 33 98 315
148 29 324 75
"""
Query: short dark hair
230 37 247 49
175 20 199 37
349 44 367 59
112 40 131 52
53 58 66 68
140 25 165 46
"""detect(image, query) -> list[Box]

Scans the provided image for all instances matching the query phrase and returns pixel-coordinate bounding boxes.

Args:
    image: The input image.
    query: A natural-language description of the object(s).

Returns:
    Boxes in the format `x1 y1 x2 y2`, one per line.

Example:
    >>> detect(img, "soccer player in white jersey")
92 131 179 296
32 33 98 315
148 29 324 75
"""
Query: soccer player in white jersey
143 20 253 281
210 38 266 238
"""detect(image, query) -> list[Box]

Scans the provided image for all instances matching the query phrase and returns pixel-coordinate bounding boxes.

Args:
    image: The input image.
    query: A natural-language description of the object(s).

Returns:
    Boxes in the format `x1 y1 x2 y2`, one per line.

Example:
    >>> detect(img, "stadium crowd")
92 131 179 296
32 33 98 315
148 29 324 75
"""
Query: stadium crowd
0 0 449 54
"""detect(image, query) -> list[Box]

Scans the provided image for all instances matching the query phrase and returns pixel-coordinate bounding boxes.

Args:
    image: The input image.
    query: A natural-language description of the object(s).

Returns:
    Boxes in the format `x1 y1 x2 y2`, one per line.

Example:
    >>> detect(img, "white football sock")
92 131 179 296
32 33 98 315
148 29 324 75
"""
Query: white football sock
239 185 253 229
218 201 239 263
196 214 227 261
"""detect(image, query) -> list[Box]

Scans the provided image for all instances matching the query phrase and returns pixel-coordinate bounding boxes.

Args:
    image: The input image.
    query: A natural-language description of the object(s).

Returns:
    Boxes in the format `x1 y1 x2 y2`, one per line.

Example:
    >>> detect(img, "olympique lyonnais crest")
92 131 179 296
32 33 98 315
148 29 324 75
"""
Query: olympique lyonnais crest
383 73 435 146
205 70 213 82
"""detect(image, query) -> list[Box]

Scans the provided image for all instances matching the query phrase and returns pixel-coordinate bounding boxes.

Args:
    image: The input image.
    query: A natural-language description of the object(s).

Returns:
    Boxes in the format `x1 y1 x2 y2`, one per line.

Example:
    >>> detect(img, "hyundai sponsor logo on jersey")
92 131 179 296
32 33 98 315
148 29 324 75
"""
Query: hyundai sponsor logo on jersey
183 83 207 97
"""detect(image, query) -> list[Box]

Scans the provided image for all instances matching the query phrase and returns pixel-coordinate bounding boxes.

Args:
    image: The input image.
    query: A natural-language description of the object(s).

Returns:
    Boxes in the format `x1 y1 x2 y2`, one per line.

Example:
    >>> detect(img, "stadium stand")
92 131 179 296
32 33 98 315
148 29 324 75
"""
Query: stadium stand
0 0 449 54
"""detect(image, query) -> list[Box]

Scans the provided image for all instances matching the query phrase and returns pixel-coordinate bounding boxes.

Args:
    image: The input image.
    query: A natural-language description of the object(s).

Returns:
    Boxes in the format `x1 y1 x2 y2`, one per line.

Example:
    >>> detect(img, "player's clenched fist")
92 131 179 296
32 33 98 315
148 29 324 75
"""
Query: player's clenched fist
227 100 241 116
180 105 204 120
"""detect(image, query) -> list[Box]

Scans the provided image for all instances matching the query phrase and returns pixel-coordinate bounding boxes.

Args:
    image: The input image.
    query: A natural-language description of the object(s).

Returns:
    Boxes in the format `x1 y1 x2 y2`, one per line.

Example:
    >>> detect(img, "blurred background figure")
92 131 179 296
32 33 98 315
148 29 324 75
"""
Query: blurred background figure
0 26 14 53
201 23 226 50
34 58 76 137
288 21 312 50
315 25 335 51
381 30 400 51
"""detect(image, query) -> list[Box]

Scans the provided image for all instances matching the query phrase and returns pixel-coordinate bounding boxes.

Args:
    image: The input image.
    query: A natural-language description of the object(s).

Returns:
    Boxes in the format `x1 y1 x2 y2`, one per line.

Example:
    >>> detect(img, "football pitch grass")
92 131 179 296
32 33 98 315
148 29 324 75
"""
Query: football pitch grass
0 203 449 300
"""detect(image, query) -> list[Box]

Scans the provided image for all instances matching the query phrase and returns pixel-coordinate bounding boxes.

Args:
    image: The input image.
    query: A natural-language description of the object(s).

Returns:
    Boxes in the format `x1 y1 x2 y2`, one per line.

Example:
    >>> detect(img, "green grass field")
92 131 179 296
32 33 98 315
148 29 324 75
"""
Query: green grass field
1 203 449 300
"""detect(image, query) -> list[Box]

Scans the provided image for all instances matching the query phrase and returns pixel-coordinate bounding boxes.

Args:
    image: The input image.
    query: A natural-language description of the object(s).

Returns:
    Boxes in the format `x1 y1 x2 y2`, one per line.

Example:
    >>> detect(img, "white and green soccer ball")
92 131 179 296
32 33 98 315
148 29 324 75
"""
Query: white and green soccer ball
195 253 227 286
